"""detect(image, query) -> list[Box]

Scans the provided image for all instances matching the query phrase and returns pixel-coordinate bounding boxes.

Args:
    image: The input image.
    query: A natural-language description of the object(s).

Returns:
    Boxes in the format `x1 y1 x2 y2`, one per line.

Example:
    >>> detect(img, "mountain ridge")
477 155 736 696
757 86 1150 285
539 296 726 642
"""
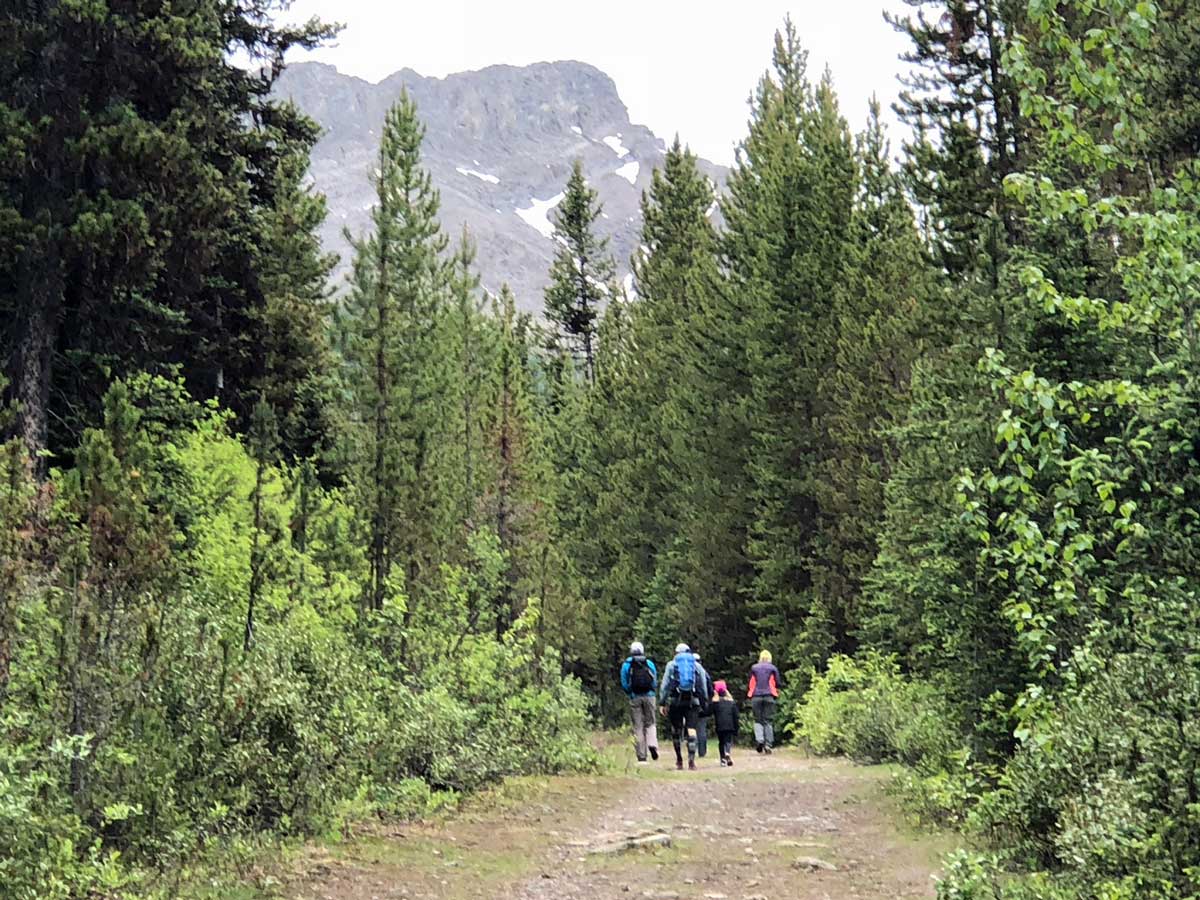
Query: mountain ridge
275 60 727 311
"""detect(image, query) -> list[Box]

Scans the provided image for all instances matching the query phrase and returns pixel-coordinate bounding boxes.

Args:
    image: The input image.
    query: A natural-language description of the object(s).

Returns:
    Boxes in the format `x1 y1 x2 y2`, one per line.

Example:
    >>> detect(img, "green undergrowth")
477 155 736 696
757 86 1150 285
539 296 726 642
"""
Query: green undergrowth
795 651 1200 899
0 377 597 900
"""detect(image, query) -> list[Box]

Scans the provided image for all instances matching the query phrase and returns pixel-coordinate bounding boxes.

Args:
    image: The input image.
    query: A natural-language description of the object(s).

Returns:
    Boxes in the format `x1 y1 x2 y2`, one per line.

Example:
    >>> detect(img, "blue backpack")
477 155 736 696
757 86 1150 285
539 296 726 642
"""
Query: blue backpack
673 651 696 695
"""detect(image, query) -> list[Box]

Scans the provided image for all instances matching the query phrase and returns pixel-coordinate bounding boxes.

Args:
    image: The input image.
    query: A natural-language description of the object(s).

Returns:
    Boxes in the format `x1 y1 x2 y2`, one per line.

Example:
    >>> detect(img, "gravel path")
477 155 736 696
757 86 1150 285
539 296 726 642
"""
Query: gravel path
287 748 947 900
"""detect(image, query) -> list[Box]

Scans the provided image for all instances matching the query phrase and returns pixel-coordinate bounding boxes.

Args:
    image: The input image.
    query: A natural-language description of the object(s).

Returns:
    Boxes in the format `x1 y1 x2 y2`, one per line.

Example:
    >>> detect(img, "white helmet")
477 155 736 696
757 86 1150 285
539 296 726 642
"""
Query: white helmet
629 641 644 656
675 642 690 654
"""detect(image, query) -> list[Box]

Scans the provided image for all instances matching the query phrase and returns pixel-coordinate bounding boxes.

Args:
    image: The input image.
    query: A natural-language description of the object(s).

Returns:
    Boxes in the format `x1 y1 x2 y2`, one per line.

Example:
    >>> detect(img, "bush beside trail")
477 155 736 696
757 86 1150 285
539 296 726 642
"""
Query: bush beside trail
0 378 594 899
795 652 1200 900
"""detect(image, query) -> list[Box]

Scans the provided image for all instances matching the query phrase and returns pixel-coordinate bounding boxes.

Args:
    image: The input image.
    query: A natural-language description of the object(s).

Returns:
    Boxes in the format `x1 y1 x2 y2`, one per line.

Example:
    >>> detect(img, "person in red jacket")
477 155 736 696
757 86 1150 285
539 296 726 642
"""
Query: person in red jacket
746 650 782 753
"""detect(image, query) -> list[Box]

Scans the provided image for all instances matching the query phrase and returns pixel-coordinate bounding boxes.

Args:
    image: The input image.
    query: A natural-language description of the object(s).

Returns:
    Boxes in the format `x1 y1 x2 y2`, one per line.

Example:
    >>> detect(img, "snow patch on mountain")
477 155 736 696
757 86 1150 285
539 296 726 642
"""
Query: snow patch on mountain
615 161 639 184
515 192 565 239
602 135 630 158
456 166 500 184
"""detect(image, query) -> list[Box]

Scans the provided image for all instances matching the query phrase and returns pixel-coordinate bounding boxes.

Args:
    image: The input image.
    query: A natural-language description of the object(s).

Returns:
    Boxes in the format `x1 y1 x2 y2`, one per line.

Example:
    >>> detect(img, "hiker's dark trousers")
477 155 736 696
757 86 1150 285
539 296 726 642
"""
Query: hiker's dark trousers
668 702 699 762
751 696 776 748
717 730 736 759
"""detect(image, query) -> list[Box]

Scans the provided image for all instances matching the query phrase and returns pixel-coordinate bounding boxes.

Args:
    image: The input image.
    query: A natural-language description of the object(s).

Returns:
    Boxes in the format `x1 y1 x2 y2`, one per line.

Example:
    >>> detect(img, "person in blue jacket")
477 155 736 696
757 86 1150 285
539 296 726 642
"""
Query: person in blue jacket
659 642 702 770
620 641 660 763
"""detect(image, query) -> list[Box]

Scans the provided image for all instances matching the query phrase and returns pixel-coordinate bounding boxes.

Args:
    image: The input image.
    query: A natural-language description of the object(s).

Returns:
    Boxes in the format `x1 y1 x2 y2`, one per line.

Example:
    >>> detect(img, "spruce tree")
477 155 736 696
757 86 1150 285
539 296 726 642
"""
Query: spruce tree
487 286 575 639
0 0 334 467
342 92 451 615
811 101 939 658
722 23 858 672
544 160 615 384
245 396 280 651
616 139 756 665
255 142 339 466
447 229 497 527
889 0 1026 252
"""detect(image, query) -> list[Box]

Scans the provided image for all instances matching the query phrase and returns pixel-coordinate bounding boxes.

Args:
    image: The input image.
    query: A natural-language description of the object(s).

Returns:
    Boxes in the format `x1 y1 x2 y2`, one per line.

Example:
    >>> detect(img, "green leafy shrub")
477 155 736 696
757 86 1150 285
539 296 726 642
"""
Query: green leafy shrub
0 378 594 896
793 654 962 767
793 654 980 824
969 651 1200 898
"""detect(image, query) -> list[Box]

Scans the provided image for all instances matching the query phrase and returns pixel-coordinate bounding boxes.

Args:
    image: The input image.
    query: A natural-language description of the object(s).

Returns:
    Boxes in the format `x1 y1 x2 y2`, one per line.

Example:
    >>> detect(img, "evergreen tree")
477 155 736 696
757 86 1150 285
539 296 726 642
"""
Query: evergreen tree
245 396 280 651
616 139 756 667
810 101 939 660
0 0 334 467
889 0 1026 256
0 382 31 700
447 229 498 528
722 23 858 672
489 286 538 634
342 92 452 616
544 160 616 384
254 142 340 467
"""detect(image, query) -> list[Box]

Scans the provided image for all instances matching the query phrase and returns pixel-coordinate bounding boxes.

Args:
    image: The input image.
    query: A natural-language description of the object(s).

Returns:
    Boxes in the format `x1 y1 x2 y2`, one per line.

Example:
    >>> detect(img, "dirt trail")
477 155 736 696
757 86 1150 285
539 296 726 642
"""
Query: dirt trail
286 747 949 900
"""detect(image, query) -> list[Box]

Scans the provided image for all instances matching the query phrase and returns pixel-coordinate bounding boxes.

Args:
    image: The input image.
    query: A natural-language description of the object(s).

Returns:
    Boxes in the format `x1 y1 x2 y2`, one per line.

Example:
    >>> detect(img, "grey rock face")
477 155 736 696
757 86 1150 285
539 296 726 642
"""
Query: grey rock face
275 60 727 312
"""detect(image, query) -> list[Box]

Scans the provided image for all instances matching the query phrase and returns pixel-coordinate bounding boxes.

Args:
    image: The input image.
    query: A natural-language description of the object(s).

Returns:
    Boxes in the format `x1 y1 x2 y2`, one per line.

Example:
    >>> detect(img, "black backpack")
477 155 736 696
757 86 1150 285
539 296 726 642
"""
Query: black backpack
629 657 655 694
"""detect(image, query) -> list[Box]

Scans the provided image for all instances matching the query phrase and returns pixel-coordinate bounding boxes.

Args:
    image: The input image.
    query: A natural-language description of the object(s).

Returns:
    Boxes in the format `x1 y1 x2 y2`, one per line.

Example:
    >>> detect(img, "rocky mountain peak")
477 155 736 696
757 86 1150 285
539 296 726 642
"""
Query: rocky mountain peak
275 60 726 311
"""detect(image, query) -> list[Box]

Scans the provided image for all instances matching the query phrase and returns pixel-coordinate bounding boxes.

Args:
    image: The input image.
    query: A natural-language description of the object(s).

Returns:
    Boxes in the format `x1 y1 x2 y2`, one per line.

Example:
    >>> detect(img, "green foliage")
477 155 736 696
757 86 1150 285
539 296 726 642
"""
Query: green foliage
13 2 1200 898
793 655 977 826
341 89 458 616
544 160 616 383
0 0 337 463
0 377 593 896
724 24 859 673
793 655 959 767
889 2 1200 897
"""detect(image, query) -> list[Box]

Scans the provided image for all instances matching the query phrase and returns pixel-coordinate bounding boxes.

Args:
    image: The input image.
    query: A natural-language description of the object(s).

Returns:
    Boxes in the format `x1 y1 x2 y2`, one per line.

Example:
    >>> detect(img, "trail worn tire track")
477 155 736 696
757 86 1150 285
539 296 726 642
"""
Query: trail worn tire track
288 750 946 900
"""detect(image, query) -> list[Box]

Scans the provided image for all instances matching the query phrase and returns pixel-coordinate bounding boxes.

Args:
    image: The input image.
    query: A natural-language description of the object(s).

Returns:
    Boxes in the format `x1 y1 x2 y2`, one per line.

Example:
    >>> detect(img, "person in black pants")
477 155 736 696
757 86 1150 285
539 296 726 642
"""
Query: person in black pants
710 680 740 766
659 642 701 770
747 649 782 753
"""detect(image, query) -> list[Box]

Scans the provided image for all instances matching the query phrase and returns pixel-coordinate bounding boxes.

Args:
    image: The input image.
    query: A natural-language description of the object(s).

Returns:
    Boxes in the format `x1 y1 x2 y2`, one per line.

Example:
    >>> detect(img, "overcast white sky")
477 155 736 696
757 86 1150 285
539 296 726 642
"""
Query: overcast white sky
279 0 914 166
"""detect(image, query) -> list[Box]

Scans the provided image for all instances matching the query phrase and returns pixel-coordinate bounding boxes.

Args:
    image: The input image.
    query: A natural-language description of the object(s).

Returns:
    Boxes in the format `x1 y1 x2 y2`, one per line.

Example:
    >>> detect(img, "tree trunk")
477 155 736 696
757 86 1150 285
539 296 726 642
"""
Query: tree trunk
371 242 390 614
15 246 62 473
246 456 267 651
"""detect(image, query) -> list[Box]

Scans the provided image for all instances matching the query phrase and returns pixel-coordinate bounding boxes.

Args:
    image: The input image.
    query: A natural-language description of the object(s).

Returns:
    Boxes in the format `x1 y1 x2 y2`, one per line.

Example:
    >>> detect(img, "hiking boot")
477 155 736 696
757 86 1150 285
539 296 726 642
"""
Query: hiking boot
726 756 734 767
675 760 684 771
688 760 698 771
649 746 659 761
765 745 773 755
756 743 764 754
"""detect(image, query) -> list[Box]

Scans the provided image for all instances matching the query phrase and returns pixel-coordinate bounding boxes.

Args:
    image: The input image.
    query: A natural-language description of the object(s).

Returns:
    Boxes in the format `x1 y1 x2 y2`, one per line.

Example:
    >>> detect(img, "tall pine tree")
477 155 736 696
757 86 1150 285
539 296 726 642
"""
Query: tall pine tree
544 160 616 384
342 92 453 616
810 100 939 659
0 0 334 467
722 23 858 672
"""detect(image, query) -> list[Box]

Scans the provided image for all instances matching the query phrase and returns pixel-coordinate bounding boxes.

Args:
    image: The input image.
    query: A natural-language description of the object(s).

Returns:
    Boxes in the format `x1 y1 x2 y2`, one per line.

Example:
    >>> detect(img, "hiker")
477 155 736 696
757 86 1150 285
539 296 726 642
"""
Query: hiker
620 641 660 763
711 680 740 766
747 649 782 753
659 642 702 770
